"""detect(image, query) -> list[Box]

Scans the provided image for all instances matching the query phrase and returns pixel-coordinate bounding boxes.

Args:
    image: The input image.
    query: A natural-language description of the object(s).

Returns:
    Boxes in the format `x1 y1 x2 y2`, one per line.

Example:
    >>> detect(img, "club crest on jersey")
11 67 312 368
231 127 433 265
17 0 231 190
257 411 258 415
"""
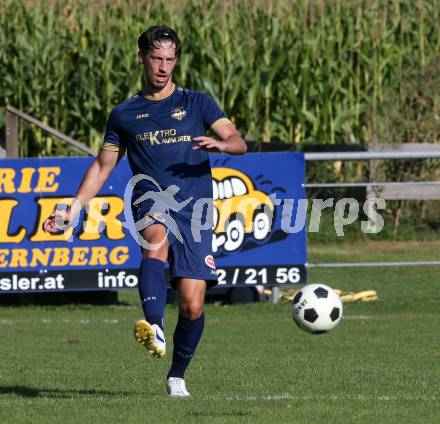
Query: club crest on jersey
205 255 216 269
136 112 149 120
170 107 186 121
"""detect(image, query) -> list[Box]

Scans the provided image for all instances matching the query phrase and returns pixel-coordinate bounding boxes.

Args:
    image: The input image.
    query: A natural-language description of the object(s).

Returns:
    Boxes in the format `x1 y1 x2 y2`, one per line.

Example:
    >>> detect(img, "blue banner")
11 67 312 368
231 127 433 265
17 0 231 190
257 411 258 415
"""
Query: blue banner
0 153 306 292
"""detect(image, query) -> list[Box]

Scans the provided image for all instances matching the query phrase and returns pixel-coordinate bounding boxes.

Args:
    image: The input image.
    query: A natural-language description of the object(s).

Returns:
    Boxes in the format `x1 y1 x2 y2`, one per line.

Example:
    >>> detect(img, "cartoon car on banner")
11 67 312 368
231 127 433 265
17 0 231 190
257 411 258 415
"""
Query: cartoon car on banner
211 168 275 253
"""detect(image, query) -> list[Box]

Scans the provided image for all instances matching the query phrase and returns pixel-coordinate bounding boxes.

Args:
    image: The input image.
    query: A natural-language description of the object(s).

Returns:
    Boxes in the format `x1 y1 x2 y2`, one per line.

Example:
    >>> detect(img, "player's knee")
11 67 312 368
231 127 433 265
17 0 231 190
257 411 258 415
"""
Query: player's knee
180 302 204 320
141 229 169 260
141 225 168 260
142 243 168 260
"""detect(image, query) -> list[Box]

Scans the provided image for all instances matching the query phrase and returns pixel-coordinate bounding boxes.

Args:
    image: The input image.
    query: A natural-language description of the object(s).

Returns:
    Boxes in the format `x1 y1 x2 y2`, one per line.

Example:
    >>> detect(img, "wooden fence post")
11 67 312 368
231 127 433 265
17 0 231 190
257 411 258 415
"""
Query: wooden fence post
5 109 19 157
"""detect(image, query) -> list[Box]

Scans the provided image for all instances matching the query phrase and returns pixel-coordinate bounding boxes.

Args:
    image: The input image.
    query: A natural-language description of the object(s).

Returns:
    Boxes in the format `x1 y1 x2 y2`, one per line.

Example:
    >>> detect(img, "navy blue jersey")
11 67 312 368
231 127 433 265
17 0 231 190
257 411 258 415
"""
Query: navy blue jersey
103 86 230 200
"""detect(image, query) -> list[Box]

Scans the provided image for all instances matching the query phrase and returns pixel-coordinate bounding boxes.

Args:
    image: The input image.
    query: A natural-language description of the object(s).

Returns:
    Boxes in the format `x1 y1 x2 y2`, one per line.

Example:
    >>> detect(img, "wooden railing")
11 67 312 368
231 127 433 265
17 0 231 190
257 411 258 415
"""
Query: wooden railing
4 105 95 157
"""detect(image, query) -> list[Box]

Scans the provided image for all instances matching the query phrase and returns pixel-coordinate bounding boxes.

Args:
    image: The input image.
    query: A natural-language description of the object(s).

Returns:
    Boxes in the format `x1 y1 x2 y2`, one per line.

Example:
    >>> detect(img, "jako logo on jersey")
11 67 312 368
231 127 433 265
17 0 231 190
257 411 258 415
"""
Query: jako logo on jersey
136 113 149 120
171 107 186 120
205 255 216 269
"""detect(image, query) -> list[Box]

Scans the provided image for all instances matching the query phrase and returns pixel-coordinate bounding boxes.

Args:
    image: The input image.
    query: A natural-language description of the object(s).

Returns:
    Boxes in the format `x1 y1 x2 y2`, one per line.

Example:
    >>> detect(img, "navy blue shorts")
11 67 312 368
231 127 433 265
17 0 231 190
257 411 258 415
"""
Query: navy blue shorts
132 194 218 289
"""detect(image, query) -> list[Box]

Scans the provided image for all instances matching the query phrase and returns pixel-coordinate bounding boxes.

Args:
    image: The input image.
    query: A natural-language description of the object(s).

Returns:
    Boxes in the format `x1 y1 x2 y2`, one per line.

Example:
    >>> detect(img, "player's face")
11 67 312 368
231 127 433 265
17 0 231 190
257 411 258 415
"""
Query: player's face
139 41 177 89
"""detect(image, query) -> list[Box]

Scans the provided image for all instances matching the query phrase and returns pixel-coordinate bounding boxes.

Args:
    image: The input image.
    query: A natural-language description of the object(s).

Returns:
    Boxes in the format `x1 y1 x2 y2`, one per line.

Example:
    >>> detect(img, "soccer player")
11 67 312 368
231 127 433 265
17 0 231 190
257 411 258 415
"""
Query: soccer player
43 25 247 397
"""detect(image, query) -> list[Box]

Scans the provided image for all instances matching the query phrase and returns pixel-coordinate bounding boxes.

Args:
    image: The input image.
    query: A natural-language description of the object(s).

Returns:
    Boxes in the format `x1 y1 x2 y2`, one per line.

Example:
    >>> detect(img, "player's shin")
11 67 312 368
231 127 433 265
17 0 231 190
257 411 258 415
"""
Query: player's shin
137 257 167 329
167 313 205 379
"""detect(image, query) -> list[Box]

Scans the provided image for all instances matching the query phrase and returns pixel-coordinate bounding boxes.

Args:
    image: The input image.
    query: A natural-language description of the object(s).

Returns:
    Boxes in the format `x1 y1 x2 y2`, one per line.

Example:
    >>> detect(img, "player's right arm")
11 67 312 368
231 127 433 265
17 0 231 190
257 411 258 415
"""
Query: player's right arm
42 146 125 234
74 147 125 209
43 106 125 234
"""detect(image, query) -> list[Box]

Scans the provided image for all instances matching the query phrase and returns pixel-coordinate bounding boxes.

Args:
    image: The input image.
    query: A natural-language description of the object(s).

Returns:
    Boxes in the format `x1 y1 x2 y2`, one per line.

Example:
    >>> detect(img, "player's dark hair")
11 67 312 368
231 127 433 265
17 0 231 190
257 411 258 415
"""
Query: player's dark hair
138 25 181 57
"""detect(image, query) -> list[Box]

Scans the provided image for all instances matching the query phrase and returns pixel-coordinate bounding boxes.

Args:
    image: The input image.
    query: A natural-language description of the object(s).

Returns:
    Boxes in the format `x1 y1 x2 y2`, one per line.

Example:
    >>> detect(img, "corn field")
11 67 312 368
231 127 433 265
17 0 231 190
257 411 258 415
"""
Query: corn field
0 0 439 156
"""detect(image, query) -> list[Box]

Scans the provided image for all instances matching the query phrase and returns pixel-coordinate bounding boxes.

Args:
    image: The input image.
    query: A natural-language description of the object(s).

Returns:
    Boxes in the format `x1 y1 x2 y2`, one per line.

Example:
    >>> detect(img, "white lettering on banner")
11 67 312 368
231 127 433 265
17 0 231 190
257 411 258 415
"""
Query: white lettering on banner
0 274 64 291
97 271 138 288
215 266 303 285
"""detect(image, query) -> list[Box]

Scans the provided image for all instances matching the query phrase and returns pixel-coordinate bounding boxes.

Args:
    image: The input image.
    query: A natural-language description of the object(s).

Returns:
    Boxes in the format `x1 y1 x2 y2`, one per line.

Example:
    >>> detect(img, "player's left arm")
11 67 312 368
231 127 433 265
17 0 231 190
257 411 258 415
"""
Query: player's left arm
192 122 247 154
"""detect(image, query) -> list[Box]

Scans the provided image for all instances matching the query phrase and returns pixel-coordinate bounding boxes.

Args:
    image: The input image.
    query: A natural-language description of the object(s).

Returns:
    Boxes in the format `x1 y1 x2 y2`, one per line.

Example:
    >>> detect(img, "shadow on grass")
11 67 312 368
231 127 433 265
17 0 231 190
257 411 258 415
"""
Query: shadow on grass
0 385 138 398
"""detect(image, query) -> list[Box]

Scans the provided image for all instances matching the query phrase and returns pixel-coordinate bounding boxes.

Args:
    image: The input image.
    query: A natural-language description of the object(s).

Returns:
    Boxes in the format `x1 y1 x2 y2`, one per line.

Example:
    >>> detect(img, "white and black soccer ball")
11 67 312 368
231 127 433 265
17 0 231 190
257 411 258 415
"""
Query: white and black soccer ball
292 284 343 334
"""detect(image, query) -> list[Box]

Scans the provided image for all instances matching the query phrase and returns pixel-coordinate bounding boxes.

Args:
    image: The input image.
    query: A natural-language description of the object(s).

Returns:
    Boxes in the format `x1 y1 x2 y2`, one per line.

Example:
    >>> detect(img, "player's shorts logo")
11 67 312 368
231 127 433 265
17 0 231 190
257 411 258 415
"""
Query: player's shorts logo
171 107 186 121
205 255 216 269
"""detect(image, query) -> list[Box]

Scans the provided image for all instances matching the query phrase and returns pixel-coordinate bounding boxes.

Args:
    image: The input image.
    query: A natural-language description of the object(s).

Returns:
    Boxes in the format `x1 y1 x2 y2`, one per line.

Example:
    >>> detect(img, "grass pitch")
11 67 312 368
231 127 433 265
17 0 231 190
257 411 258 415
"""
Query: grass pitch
1 240 439 423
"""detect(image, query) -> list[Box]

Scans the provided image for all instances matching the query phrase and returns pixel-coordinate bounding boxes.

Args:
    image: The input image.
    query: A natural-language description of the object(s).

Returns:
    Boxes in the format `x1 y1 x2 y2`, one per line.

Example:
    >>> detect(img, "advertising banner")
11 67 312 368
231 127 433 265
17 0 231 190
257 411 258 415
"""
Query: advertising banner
0 153 306 293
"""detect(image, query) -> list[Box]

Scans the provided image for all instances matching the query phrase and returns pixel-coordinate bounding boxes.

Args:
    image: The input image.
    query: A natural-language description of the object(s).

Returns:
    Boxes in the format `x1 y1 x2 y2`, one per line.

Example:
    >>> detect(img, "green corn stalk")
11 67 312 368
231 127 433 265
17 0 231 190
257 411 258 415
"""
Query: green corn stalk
0 0 439 156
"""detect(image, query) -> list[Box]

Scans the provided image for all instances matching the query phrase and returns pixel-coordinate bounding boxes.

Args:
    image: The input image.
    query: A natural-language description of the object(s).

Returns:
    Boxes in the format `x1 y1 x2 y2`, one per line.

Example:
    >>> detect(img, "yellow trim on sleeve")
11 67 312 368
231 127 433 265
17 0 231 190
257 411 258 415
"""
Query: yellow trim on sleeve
211 118 232 131
102 142 121 152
